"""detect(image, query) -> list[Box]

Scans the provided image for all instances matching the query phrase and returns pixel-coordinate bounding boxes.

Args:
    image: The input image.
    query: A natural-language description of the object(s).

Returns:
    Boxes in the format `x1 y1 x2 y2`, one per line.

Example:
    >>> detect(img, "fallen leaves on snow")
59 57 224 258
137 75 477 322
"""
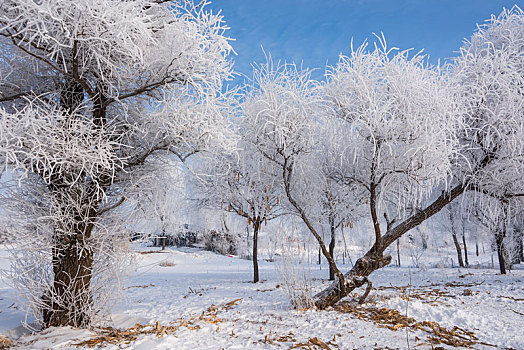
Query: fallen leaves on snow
334 302 497 348
75 298 242 348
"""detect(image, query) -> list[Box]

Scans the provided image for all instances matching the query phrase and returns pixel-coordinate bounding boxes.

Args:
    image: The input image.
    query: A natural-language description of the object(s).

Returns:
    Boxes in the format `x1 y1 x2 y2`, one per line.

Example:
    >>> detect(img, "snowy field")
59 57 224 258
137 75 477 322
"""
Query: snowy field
1 245 523 350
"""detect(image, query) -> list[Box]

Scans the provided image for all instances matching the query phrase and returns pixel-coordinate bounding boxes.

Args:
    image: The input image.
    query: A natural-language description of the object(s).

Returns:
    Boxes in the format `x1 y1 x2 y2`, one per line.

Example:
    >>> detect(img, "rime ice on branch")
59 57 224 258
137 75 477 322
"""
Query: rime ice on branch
0 0 234 327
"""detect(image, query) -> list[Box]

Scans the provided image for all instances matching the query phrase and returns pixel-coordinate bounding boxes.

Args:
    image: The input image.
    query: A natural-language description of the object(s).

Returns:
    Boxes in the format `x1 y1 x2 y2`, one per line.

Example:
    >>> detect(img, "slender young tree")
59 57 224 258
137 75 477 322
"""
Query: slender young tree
128 156 188 249
240 59 364 293
316 146 365 280
191 136 283 283
0 0 234 327
445 201 466 268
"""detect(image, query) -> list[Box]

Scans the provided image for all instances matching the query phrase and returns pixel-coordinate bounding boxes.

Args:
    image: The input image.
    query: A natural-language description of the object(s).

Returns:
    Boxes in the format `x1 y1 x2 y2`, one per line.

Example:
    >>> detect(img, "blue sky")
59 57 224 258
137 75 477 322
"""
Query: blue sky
208 0 521 82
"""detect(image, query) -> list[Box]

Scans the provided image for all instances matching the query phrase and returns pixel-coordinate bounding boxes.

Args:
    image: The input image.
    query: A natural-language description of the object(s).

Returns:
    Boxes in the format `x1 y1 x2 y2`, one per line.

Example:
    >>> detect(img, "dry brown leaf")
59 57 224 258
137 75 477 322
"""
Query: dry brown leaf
309 337 331 350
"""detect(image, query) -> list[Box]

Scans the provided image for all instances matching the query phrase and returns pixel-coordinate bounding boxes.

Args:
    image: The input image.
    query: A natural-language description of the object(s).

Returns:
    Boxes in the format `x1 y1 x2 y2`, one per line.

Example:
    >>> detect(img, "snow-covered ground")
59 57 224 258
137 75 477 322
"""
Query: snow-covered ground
1 245 523 349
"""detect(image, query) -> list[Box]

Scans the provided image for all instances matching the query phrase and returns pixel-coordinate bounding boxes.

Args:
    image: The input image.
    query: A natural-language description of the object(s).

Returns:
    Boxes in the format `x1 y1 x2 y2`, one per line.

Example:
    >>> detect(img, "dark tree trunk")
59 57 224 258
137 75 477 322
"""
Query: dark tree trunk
252 218 260 283
518 236 524 262
43 191 98 328
449 206 464 268
495 233 507 275
396 238 401 267
476 240 479 257
462 233 469 267
44 236 94 327
42 76 109 327
452 233 464 268
314 248 391 310
329 221 336 281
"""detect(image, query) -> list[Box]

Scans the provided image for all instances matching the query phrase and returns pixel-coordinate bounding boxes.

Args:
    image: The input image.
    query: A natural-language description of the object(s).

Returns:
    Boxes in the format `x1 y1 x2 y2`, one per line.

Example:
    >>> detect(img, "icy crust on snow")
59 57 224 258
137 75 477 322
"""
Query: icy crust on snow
1 246 523 349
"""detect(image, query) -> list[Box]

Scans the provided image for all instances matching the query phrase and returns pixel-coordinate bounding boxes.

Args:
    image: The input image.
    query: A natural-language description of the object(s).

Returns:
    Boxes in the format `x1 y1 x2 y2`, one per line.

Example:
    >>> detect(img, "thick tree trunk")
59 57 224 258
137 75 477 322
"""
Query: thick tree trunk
252 219 260 283
44 238 94 327
314 248 391 309
43 191 98 328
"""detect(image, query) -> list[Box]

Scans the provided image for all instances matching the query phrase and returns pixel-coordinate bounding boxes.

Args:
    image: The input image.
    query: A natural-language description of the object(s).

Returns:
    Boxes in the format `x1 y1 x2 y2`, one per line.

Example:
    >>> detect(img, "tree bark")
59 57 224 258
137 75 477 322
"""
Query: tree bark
495 233 507 275
43 190 98 327
452 233 464 268
252 218 260 283
462 233 469 267
396 238 401 267
329 220 336 281
449 206 464 268
44 237 94 327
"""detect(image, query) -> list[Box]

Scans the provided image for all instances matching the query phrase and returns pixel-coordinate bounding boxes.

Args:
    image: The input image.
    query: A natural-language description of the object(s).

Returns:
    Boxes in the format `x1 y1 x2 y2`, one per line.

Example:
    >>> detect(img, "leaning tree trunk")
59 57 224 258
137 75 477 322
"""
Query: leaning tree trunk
252 218 261 283
314 247 391 310
313 183 466 309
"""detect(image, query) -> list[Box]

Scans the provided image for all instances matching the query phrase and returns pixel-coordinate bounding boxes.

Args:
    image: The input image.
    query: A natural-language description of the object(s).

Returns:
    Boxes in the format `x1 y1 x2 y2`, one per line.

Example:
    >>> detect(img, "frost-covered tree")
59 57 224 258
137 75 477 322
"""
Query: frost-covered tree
312 7 524 306
243 7 524 309
450 5 524 273
469 194 524 274
129 156 188 250
443 199 468 268
315 37 462 308
240 60 363 290
0 0 233 327
191 135 283 283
